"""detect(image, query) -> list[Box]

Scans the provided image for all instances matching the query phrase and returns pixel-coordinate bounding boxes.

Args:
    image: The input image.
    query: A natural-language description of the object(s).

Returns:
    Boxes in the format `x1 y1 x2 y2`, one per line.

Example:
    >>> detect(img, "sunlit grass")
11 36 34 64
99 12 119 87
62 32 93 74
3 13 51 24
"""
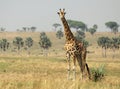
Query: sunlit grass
0 32 120 89
0 55 120 89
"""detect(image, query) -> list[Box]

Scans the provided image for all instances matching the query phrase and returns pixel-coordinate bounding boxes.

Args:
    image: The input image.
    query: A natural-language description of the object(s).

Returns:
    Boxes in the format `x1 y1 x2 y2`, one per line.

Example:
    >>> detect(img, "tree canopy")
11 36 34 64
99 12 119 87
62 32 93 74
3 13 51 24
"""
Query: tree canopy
97 36 120 58
89 28 96 35
0 39 9 51
75 30 85 41
75 30 89 47
56 30 64 39
88 24 97 35
25 37 33 48
105 21 119 34
97 37 110 57
52 23 61 31
39 32 52 49
67 19 87 31
13 37 24 50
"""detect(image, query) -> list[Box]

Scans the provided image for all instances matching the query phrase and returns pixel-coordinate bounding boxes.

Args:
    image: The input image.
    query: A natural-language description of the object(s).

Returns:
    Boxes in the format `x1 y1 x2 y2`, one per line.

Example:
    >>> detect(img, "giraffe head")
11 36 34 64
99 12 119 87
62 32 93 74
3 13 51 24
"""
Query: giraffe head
57 8 66 18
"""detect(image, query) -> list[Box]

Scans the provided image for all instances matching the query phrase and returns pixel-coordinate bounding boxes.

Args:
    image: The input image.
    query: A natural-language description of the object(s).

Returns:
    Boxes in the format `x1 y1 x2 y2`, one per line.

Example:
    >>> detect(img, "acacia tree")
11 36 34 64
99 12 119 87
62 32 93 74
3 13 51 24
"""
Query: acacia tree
39 32 52 56
22 27 27 32
0 39 9 51
13 37 24 52
39 32 52 49
52 23 61 31
75 30 85 41
56 29 64 39
0 27 5 32
67 19 87 32
105 21 119 34
97 37 110 57
110 37 120 58
89 24 97 36
25 37 33 54
89 28 96 35
75 30 89 47
30 26 36 32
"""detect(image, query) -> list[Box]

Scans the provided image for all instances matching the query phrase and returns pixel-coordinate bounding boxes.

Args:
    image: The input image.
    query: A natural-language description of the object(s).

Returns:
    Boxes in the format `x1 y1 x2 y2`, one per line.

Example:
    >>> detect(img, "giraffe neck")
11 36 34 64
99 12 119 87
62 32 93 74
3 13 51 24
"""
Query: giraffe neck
61 17 75 42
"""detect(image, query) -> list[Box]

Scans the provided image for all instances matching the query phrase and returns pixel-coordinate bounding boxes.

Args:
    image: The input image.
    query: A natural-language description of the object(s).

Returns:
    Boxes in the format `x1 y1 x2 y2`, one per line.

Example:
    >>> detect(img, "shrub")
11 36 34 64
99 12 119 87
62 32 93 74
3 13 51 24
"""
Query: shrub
91 64 105 82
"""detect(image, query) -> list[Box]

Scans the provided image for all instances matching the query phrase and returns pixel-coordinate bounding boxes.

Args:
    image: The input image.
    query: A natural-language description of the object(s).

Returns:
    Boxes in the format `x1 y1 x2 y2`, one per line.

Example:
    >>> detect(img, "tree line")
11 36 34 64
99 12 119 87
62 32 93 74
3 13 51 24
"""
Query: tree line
53 20 119 35
0 32 120 58
0 32 52 55
97 36 120 58
17 26 37 32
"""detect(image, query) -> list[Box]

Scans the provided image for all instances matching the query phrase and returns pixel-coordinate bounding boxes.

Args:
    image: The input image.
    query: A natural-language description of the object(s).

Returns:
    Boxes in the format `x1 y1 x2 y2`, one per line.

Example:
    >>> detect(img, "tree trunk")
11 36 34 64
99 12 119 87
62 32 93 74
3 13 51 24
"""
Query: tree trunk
102 47 104 57
112 47 115 59
104 48 107 58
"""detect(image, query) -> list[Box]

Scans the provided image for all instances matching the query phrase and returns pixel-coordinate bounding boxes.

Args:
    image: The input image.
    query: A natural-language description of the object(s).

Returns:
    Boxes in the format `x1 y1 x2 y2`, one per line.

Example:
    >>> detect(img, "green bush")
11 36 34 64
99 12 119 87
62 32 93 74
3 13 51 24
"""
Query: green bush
91 64 105 82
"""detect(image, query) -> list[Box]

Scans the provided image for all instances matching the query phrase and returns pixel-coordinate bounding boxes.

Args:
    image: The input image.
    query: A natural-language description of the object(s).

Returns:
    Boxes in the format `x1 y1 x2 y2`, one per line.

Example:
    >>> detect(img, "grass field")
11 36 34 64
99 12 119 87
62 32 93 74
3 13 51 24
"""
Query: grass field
0 32 120 89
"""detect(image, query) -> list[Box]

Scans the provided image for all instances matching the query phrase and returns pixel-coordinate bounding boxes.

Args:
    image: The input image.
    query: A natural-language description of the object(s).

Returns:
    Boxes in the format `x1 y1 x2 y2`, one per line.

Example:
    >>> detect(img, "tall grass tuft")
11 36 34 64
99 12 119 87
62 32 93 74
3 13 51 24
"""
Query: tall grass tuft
91 64 106 82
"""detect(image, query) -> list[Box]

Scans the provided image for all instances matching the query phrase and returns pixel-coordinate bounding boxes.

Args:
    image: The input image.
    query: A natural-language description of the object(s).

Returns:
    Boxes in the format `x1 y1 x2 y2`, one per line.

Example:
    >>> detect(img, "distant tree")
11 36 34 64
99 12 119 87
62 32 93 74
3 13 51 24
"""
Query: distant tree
105 21 119 34
75 30 89 47
82 40 89 48
67 19 87 31
13 37 24 51
97 37 110 57
22 27 27 32
16 29 20 32
89 24 97 35
0 27 5 32
110 37 120 58
25 37 33 48
89 28 96 35
75 30 85 40
52 23 61 31
56 30 64 39
25 37 33 54
30 26 36 32
93 24 98 29
0 39 9 51
39 32 52 49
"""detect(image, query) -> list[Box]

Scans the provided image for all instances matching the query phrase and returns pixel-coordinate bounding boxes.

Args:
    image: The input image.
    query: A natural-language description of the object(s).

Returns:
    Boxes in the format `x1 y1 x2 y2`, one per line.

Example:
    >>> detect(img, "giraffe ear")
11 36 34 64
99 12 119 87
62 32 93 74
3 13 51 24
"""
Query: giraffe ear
57 12 60 15
59 8 61 11
64 12 66 15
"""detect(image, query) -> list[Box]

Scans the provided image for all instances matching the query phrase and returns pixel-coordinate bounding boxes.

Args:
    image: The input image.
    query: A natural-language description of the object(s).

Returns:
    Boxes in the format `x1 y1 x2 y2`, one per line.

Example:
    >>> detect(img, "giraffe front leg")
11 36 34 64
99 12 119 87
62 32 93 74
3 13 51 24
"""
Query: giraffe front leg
72 56 76 80
66 52 71 80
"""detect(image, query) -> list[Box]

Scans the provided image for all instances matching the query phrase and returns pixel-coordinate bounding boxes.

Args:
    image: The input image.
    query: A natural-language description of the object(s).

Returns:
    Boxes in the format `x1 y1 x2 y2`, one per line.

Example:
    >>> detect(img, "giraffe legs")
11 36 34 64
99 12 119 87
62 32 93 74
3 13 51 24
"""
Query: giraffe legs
72 56 76 80
66 52 76 80
66 52 71 80
66 51 91 80
77 51 91 80
77 54 85 80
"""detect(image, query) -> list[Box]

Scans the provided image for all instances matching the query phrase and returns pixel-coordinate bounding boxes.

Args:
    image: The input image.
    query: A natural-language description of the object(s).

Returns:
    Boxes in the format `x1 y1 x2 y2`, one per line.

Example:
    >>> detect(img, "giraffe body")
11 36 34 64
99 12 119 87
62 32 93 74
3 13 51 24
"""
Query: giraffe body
58 9 91 80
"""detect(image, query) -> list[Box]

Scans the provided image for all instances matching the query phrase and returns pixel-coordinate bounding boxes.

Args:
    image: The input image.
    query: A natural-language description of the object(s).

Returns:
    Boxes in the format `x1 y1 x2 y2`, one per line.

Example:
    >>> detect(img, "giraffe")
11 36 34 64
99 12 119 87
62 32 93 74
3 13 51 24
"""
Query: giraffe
57 9 91 80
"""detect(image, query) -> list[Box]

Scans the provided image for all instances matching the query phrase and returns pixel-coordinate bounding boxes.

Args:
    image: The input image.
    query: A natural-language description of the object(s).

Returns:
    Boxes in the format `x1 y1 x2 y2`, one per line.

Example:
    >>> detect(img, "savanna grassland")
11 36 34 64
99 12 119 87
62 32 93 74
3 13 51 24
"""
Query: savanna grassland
0 32 120 89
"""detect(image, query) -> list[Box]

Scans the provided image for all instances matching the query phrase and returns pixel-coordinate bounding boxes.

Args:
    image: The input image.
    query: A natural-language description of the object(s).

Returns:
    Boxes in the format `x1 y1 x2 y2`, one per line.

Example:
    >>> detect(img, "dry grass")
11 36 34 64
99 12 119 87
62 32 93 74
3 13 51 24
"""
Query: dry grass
0 55 120 89
0 32 120 89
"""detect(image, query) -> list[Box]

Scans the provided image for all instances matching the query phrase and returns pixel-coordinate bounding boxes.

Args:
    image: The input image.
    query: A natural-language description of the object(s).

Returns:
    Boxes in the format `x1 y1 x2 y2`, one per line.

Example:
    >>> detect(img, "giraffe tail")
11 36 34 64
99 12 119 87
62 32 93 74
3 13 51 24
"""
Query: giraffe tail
85 63 91 79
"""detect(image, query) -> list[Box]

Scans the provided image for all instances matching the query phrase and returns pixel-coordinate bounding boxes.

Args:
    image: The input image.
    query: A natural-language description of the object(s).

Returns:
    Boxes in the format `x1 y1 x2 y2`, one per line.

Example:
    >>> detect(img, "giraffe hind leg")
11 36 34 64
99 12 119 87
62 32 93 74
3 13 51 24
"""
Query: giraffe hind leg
76 54 86 80
76 54 83 80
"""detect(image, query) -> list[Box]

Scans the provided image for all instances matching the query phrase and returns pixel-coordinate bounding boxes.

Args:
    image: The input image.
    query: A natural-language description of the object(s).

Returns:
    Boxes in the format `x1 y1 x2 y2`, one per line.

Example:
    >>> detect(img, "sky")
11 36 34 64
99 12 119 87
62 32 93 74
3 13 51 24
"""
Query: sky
0 0 120 32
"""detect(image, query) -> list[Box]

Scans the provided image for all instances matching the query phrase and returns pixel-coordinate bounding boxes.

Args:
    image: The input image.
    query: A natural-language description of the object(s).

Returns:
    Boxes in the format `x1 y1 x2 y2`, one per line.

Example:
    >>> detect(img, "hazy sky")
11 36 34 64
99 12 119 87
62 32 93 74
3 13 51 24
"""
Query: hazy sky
0 0 120 32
